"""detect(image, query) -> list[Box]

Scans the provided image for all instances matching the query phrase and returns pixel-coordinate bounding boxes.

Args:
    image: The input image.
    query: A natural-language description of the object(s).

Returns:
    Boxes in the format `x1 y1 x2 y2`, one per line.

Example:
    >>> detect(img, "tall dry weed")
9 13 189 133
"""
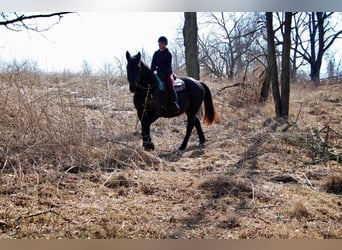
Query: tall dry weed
0 68 158 176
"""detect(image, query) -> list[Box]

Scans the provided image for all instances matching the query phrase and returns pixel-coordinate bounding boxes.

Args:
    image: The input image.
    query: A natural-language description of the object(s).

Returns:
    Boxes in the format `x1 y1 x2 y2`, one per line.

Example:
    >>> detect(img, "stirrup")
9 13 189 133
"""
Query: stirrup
172 102 180 112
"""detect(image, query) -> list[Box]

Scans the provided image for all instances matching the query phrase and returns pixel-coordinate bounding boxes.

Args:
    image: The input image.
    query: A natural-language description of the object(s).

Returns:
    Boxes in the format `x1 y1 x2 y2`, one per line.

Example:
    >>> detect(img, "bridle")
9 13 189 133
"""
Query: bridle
130 62 153 120
133 63 153 94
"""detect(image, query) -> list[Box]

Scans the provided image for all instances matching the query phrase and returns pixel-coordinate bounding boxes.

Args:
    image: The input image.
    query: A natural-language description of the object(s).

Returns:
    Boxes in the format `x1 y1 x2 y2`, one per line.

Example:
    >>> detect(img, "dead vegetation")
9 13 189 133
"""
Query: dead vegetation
0 68 341 239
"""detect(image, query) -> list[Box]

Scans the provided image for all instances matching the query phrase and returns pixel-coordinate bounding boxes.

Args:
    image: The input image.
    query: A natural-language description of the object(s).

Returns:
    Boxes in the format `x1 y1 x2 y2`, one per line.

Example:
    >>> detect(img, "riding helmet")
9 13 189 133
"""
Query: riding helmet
158 36 168 45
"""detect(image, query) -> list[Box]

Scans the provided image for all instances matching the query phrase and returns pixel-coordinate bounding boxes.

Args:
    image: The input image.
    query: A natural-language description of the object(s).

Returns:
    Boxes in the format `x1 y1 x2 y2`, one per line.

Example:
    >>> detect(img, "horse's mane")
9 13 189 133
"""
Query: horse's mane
140 61 151 72
139 60 156 88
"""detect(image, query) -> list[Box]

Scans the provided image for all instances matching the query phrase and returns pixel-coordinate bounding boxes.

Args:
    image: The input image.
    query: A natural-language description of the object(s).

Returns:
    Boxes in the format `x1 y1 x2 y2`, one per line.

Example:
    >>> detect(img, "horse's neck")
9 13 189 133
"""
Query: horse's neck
140 64 155 87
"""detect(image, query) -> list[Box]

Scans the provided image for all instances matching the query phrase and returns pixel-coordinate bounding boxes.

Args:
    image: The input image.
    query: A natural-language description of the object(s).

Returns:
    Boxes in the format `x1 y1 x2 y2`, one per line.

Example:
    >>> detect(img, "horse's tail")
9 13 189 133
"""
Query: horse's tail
200 82 218 125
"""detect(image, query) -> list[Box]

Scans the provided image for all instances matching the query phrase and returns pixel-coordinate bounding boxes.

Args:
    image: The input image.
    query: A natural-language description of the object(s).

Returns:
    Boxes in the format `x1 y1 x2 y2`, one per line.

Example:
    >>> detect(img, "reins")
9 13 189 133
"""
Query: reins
134 64 153 128
140 83 151 119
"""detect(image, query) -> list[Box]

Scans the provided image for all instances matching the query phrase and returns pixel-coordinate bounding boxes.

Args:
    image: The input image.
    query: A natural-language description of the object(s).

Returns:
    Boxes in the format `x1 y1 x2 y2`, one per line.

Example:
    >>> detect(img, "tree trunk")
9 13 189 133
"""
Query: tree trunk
309 12 326 84
183 12 200 80
280 12 292 118
266 12 282 118
313 12 325 84
259 65 271 102
291 45 298 81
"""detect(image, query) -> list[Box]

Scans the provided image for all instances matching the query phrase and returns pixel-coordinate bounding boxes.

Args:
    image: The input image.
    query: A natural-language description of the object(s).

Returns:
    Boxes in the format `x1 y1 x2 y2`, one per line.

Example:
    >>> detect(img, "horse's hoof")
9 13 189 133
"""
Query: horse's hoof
143 142 155 151
178 145 186 151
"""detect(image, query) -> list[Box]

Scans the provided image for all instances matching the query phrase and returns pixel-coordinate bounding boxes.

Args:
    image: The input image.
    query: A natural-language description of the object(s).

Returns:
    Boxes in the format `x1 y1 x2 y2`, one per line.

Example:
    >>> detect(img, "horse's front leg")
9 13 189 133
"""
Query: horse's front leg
141 113 159 151
141 117 154 150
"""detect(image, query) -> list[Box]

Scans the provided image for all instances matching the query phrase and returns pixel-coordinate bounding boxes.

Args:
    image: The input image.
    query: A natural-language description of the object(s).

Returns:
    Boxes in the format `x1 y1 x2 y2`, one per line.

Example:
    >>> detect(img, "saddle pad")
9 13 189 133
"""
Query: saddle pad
174 78 186 92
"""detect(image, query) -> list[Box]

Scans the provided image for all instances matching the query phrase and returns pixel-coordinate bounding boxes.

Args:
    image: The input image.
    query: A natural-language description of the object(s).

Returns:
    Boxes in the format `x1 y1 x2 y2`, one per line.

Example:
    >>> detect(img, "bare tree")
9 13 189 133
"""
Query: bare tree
290 12 308 81
183 12 200 79
198 34 225 78
113 55 126 77
265 12 292 119
325 50 342 79
266 12 281 117
198 12 263 80
280 12 292 118
292 12 342 84
326 57 335 78
81 59 92 76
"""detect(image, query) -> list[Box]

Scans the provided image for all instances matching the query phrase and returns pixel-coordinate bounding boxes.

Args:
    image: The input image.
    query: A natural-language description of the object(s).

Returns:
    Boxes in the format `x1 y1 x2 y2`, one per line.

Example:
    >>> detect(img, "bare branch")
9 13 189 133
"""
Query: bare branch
0 12 74 32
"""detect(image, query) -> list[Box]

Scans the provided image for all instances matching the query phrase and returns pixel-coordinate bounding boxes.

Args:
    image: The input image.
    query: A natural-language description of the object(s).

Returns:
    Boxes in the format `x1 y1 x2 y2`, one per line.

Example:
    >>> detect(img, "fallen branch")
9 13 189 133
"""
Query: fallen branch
218 82 244 92
100 135 138 151
302 173 315 190
16 209 77 224
306 123 342 164
279 104 302 132
239 201 282 210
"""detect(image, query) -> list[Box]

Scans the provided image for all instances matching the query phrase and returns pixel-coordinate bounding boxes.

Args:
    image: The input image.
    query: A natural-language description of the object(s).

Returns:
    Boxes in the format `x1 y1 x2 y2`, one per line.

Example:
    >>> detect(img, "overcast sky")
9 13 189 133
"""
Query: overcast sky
1 10 342 76
0 12 183 72
1 1 342 73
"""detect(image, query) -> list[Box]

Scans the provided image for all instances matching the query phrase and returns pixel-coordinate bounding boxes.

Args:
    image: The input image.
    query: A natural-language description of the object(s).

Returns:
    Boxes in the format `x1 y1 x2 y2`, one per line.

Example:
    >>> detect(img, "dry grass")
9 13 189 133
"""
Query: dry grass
0 68 341 239
322 175 342 195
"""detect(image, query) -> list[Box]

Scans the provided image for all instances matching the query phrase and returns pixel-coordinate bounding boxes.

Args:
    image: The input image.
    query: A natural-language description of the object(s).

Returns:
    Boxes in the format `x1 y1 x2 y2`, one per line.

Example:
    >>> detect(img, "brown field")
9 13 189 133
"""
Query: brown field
0 68 341 239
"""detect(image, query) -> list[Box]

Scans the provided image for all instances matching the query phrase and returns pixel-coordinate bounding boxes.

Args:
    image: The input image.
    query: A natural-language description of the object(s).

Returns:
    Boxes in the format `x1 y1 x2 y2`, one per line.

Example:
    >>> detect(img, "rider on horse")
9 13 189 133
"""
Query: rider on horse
151 36 180 112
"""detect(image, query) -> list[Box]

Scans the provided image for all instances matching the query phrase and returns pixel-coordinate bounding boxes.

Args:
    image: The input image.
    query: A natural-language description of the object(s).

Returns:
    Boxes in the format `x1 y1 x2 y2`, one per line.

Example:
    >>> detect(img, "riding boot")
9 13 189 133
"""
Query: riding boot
170 88 180 112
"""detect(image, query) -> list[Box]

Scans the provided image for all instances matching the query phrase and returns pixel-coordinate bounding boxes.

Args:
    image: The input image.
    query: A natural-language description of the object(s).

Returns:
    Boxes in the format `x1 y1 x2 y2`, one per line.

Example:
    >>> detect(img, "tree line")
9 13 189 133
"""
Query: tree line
183 12 342 119
1 12 341 120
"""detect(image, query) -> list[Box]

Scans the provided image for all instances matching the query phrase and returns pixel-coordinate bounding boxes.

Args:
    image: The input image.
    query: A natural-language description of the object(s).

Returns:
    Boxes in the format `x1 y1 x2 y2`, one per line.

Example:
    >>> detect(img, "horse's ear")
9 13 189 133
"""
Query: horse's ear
126 51 131 61
136 52 141 62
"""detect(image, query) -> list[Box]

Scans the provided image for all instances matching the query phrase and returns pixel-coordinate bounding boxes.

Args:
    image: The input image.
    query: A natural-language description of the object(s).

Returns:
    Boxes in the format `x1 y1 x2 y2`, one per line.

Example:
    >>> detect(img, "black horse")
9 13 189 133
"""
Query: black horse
126 51 217 151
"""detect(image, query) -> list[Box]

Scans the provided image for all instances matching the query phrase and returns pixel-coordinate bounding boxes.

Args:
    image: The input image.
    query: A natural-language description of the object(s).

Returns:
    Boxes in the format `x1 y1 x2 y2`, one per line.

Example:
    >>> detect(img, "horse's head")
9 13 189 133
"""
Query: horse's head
126 51 142 93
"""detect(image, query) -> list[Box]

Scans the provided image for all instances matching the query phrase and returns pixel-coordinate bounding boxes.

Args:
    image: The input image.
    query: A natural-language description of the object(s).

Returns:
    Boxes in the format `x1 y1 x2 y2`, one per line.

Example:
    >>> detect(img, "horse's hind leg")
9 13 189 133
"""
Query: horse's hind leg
179 113 197 151
179 121 194 151
194 117 205 145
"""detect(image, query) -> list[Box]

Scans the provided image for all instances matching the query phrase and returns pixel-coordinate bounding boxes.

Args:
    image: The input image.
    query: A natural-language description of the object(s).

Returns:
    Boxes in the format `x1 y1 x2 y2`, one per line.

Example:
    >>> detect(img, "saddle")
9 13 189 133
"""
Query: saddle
155 75 186 92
